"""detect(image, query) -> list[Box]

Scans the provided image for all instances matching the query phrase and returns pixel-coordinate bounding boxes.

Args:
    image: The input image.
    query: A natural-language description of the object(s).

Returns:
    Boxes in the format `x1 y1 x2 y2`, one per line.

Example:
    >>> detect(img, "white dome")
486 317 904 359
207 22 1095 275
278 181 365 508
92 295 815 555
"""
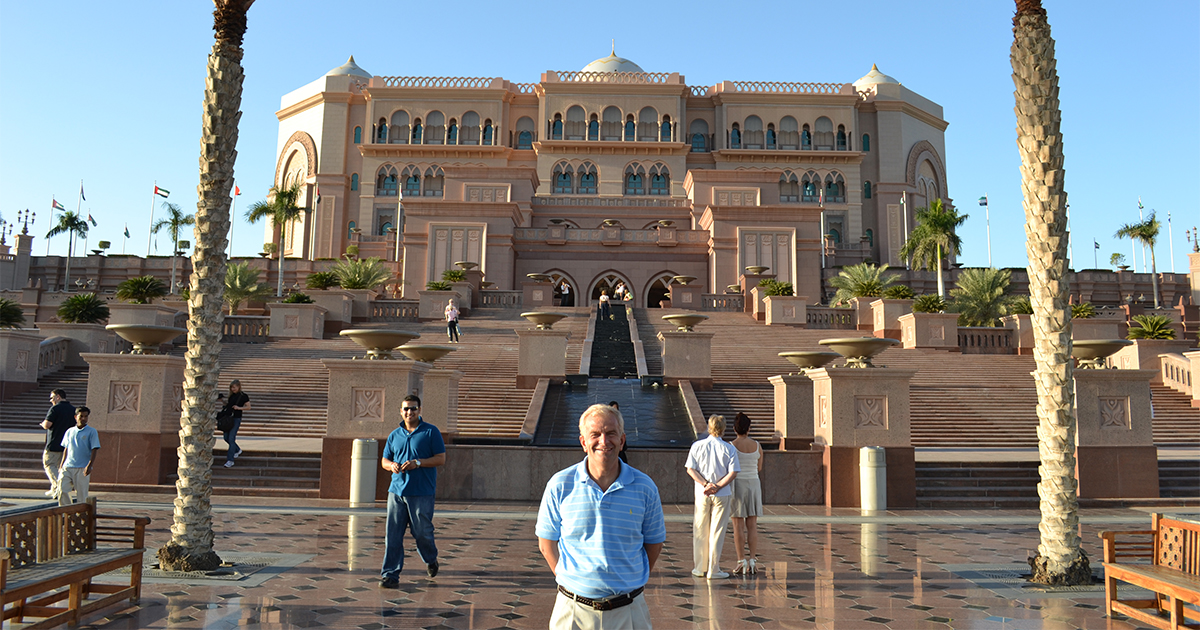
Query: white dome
326 56 371 78
580 49 644 74
853 64 900 89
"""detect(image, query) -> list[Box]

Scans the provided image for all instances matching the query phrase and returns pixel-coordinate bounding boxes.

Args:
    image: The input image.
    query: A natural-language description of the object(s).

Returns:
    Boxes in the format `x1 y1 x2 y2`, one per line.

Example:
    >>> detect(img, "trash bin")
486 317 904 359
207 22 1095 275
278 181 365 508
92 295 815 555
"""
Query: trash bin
350 438 378 507
859 446 886 511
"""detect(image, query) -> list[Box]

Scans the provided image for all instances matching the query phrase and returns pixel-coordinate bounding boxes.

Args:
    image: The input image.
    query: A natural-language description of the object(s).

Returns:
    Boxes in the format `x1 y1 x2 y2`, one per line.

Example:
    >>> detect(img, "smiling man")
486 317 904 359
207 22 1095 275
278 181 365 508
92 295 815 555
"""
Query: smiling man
536 404 666 629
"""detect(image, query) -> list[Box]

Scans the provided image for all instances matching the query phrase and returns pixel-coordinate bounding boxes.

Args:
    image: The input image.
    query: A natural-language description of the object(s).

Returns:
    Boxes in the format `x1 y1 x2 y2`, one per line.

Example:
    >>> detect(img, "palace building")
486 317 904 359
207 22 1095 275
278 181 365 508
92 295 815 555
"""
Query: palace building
270 52 951 305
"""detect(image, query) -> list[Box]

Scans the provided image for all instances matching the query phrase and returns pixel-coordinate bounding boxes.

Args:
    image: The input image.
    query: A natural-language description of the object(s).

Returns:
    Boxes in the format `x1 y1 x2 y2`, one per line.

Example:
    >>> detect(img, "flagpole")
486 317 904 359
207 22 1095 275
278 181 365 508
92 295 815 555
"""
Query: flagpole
1093 239 1098 269
1137 198 1146 272
123 224 128 254
76 180 85 266
1066 203 1073 270
147 181 157 256
47 196 53 255
984 194 991 268
900 192 909 269
228 184 236 258
1168 209 1175 273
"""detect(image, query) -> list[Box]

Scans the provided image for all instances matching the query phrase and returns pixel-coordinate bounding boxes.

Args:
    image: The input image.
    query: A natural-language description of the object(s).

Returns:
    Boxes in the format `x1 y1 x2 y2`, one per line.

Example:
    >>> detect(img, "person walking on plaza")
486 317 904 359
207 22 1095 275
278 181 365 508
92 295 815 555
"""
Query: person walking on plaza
40 388 75 497
598 289 611 320
445 298 461 343
537 404 665 629
380 394 446 588
729 412 763 575
57 406 99 506
686 414 739 579
221 380 250 468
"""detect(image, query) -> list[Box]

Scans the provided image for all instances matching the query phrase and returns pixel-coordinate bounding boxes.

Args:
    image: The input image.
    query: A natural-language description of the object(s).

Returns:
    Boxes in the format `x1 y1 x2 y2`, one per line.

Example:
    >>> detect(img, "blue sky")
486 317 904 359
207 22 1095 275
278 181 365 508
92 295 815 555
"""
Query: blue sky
1 0 1196 274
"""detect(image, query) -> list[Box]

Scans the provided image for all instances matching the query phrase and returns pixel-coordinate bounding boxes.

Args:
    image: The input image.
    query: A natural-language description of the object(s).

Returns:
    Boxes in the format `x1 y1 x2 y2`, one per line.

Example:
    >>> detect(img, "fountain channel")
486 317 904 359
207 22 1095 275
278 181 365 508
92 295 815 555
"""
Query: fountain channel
533 379 694 447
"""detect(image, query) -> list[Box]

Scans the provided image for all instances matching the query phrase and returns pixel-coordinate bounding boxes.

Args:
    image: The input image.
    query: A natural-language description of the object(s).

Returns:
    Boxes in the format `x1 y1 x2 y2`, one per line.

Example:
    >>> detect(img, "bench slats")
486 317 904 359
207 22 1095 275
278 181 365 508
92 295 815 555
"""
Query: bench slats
1100 514 1200 630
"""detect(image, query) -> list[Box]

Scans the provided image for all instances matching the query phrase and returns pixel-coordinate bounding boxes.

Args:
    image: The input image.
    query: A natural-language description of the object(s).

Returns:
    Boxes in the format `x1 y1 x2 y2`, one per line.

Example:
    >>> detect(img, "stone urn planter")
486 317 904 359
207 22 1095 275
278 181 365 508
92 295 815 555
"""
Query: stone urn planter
520 312 568 330
818 336 899 368
397 344 457 363
107 303 181 327
339 329 422 360
106 325 186 355
778 351 840 373
662 313 709 331
1072 339 1133 369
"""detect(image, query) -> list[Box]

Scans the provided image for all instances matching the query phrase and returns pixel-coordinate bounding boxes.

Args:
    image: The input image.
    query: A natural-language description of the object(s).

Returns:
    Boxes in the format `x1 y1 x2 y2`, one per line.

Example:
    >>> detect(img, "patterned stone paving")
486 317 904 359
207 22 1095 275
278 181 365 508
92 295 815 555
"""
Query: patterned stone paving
24 498 1187 629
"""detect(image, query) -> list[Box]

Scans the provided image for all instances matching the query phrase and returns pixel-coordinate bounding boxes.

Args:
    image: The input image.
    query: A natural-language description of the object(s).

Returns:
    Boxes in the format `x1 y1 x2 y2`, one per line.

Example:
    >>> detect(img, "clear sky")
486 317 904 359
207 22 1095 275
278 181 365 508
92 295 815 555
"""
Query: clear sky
1 0 1196 275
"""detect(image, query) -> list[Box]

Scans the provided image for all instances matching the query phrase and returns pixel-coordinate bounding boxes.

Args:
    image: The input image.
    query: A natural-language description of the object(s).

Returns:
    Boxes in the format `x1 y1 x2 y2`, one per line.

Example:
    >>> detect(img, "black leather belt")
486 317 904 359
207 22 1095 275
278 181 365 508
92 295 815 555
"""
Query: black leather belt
558 584 644 611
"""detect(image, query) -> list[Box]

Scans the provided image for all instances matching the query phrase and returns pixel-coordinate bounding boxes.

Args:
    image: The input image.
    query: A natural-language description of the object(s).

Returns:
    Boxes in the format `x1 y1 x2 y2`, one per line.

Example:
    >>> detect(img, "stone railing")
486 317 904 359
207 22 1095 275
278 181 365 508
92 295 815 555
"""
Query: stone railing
957 327 1014 355
480 290 522 308
806 307 855 329
38 336 70 378
1160 353 1192 396
552 70 674 84
512 227 708 245
222 316 270 343
377 76 497 88
512 83 536 94
370 300 419 322
689 85 711 97
727 81 845 94
702 294 743 312
532 196 690 208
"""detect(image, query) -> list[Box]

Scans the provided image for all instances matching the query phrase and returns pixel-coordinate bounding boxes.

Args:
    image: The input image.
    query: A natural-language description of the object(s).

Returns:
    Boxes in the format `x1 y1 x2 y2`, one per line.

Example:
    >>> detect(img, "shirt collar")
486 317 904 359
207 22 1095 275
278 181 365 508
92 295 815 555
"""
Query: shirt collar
573 459 630 493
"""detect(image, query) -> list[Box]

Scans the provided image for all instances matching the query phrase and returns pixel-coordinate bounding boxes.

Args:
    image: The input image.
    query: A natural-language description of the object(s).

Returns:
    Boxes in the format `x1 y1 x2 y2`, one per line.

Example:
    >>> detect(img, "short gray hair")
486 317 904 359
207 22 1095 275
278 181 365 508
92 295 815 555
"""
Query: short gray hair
579 403 625 437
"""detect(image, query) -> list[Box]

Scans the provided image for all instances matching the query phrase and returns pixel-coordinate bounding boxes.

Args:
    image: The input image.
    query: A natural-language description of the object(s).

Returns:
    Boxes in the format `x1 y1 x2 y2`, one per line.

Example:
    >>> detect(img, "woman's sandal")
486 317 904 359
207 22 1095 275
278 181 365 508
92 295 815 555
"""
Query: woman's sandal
748 558 757 575
732 559 747 576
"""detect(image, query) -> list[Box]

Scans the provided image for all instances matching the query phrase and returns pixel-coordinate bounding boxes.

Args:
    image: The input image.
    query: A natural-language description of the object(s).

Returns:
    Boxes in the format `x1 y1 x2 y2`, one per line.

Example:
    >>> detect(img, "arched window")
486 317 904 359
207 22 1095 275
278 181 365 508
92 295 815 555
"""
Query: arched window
766 124 777 150
730 123 741 149
516 116 535 149
743 116 763 149
577 163 597 194
779 171 799 203
446 118 458 145
376 117 388 143
624 115 636 142
353 126 362 144
649 164 670 195
347 221 356 239
411 119 423 144
376 165 399 196
350 173 359 192
425 111 445 144
390 111 410 145
689 119 709 152
836 125 847 151
624 164 646 195
588 114 599 141
865 228 874 246
779 116 798 149
553 162 574 194
402 166 421 198
801 171 819 202
828 228 842 244
660 116 672 142
861 133 870 152
801 124 812 150
482 119 494 145
423 166 444 197
815 117 833 150
863 181 872 199
601 106 622 141
461 111 480 145
825 172 845 202
551 113 563 140
638 107 658 141
379 221 392 236
566 106 586 140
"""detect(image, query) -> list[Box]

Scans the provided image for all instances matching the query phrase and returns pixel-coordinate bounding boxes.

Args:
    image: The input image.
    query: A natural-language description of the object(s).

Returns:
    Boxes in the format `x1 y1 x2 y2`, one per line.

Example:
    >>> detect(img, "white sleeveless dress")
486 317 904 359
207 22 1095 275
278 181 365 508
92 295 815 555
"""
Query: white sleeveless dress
731 445 762 517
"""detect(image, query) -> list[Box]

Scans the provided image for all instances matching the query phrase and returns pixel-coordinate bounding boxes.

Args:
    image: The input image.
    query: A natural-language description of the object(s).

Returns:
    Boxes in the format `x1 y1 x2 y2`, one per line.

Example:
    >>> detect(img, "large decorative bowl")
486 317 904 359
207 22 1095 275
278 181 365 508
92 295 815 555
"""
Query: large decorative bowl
745 265 769 275
106 325 186 355
662 313 709 332
671 275 697 286
339 329 421 360
818 337 899 368
1072 339 1133 369
657 220 674 227
480 281 494 289
726 284 742 293
778 351 841 372
526 273 552 283
521 312 568 330
454 261 478 271
602 219 621 227
397 344 457 363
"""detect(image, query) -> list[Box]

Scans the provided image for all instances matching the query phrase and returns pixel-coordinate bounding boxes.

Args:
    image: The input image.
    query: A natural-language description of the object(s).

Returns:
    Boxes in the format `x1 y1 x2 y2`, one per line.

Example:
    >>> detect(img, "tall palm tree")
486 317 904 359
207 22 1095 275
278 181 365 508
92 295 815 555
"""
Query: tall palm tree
950 267 1014 327
827 262 900 306
898 199 967 299
157 0 255 574
45 211 89 291
1114 214 1161 309
245 182 303 297
152 202 196 294
1012 0 1089 586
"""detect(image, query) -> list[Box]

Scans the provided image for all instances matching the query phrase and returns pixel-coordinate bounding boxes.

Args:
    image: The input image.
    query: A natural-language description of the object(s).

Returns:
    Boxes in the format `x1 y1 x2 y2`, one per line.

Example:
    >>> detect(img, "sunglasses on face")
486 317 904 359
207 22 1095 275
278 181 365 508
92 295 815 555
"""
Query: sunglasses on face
401 407 419 412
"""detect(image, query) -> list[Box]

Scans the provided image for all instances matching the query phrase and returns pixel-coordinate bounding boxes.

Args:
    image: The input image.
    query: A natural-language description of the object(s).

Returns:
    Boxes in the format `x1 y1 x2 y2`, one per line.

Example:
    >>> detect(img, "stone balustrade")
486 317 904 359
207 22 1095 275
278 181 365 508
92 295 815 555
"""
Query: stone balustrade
806 306 855 329
222 316 270 343
957 327 1014 355
480 290 522 308
1160 353 1192 397
370 300 419 322
37 336 70 378
701 294 743 312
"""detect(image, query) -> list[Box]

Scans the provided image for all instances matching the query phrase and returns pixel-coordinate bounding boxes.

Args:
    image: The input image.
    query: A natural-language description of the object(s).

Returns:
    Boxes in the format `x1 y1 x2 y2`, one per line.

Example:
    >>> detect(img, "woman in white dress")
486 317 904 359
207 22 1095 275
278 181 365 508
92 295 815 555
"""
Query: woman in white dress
730 412 763 575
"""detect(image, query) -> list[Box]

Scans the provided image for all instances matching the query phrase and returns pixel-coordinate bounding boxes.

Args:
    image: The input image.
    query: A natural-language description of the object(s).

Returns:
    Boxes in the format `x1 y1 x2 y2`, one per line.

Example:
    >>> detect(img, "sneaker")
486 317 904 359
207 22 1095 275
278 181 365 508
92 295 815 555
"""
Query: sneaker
691 569 705 578
427 561 439 578
380 577 399 589
223 461 235 468
707 571 729 580
233 448 243 459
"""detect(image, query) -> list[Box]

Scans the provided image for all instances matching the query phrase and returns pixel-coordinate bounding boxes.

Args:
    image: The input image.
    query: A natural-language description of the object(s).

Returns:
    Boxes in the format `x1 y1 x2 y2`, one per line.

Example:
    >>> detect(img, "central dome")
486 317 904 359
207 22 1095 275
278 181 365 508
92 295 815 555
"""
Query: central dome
580 49 644 74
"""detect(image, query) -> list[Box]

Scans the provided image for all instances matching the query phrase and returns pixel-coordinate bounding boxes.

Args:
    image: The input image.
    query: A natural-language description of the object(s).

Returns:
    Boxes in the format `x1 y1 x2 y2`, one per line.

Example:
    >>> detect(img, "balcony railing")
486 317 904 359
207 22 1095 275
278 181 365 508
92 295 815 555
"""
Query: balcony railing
957 327 1014 355
1160 353 1192 397
223 316 270 343
806 307 855 329
38 336 70 379
702 294 744 312
480 291 522 308
370 300 419 322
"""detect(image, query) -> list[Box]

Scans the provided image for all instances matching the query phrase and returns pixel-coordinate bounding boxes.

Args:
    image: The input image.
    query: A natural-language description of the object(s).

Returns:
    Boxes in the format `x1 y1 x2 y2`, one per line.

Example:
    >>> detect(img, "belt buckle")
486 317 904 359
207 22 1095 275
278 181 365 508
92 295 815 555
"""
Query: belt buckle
592 594 619 611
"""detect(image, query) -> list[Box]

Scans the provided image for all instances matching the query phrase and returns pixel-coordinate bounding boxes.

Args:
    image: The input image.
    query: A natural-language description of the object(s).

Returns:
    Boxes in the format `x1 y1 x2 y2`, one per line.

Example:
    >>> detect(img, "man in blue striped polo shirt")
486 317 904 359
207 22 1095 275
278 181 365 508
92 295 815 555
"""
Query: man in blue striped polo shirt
537 404 666 629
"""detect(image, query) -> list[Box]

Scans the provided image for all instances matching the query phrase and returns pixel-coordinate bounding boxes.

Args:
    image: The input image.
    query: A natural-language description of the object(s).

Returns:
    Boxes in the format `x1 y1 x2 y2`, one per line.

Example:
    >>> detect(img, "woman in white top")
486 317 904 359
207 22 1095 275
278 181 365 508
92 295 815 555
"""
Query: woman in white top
445 299 460 343
730 412 763 575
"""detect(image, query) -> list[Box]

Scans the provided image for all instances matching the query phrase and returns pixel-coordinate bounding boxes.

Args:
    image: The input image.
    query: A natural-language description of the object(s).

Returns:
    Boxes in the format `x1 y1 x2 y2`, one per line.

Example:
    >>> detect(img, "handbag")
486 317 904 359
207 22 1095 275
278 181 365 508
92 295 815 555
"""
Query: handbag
216 408 235 433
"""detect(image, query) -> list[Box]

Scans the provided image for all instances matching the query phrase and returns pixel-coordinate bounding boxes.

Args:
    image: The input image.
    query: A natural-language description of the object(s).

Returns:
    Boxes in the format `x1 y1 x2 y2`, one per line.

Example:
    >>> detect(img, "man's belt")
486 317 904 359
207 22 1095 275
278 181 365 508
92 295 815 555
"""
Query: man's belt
557 584 644 611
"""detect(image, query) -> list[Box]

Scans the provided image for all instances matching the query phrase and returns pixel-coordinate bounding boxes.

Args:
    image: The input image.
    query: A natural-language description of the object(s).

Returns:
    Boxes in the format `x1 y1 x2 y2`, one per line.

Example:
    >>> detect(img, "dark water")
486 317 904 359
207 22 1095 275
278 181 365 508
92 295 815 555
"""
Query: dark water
533 379 695 447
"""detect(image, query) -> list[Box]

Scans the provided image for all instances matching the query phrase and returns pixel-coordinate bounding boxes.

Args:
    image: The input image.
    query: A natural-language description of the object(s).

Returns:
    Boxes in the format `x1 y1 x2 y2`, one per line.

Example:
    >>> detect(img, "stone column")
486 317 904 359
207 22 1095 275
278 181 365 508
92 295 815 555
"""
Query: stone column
668 284 704 310
870 299 912 340
658 331 713 390
0 329 43 399
267 303 327 339
522 281 554 309
769 373 814 450
320 358 430 500
1074 368 1159 498
807 366 918 508
1188 350 1200 409
422 368 462 438
764 296 808 327
81 353 185 486
898 312 960 350
517 328 570 389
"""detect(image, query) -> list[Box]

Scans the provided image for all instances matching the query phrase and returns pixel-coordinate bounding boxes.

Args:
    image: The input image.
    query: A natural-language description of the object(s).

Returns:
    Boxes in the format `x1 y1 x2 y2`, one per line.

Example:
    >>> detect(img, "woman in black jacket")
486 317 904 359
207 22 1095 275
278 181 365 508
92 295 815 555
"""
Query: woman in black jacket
222 380 251 468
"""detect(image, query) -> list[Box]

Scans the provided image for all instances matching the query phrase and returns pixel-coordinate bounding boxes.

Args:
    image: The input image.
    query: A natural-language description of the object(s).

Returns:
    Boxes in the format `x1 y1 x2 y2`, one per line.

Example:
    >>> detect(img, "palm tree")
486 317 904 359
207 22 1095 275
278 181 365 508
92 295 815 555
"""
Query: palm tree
245 182 303 297
223 262 272 315
157 0 255 574
898 199 967 299
950 267 1013 327
1114 214 1161 309
827 262 900 306
152 202 197 294
1012 0 1089 586
45 211 89 291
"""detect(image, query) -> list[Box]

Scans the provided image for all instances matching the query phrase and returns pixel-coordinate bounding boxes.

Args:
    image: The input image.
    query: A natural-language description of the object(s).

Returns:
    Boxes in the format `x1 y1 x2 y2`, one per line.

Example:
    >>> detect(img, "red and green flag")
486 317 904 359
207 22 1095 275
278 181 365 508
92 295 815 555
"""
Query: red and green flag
51 199 66 212
87 214 97 227
154 186 170 198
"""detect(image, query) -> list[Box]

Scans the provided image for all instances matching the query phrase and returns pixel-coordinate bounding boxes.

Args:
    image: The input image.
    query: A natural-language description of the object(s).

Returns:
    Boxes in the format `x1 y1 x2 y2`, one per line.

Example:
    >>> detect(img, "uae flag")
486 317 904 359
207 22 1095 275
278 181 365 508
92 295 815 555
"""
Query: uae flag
978 196 988 206
87 214 97 227
51 199 66 212
154 186 170 198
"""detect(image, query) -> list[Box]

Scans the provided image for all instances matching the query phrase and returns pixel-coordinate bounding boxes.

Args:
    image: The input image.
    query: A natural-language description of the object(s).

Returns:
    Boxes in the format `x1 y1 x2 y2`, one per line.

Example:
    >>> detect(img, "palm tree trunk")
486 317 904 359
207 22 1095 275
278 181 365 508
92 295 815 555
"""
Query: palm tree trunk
935 244 945 298
276 225 285 297
1012 0 1090 586
157 0 253 572
64 234 73 291
1149 250 1160 309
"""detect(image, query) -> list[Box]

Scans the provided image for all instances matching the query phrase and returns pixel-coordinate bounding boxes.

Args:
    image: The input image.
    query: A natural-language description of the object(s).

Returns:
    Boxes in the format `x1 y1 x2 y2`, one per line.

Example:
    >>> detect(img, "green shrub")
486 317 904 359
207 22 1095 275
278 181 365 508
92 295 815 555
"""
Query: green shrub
425 281 452 291
828 262 900 306
1071 302 1096 319
0 298 26 329
305 272 339 290
442 269 466 283
116 275 168 304
912 294 946 313
224 262 272 315
283 292 314 304
1127 314 1176 340
882 285 915 300
331 257 390 290
57 293 110 324
344 244 359 259
759 280 793 297
1010 296 1033 315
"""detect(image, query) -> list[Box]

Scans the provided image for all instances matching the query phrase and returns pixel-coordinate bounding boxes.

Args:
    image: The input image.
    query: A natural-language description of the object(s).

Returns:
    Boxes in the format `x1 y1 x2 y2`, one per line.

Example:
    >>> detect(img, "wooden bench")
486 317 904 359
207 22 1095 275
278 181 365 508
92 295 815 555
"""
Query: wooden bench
1100 513 1200 630
1 500 150 629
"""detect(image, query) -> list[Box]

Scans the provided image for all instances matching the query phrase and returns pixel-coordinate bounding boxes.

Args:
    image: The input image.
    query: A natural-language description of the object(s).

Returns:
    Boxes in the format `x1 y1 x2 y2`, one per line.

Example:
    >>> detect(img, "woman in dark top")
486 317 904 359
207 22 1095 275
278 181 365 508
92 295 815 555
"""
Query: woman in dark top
222 380 250 468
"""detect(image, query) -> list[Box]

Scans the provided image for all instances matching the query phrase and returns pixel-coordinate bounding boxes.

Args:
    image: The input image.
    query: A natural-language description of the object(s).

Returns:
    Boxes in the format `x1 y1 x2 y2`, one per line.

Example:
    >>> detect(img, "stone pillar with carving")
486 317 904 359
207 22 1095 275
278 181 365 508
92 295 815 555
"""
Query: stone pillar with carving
516 329 570 389
522 281 554 309
267 303 327 339
422 368 462 438
658 331 714 390
1074 368 1159 498
0 329 44 399
81 353 185 486
769 373 814 450
898 312 960 350
806 366 917 508
320 358 430 500
668 284 704 311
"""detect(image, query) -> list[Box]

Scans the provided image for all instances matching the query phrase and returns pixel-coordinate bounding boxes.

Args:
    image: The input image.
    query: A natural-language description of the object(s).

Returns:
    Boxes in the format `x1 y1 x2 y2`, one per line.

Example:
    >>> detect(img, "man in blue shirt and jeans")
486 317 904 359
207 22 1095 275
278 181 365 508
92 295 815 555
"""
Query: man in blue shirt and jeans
380 394 446 588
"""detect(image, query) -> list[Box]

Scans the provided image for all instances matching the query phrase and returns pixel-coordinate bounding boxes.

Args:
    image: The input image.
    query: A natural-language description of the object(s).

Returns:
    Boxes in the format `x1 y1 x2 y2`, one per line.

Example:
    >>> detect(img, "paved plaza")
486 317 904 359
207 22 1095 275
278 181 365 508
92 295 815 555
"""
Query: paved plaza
2 489 1187 629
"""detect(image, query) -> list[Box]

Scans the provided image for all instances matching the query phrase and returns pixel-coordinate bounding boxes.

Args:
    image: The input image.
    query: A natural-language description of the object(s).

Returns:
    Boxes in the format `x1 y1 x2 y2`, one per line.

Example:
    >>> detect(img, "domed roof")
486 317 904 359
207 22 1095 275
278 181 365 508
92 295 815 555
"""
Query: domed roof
580 46 644 74
326 56 371 78
852 64 899 89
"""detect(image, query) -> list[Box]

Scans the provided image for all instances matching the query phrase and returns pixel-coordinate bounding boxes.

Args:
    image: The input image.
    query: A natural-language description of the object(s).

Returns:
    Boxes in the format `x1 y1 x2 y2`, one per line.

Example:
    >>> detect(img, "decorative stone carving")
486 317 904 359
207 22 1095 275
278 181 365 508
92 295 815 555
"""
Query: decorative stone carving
172 385 183 413
15 350 27 372
532 289 544 301
285 315 299 330
855 396 887 429
929 324 944 340
819 395 829 428
352 388 384 422
1099 396 1129 429
110 382 140 414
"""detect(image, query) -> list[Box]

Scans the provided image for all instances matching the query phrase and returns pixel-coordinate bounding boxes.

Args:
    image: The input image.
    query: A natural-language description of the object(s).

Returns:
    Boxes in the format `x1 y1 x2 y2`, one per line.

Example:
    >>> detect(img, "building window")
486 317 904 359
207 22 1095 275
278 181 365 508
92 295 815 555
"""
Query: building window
461 111 480 145
801 125 812 150
402 166 421 198
447 120 458 145
863 181 872 199
779 116 798 150
649 164 670 195
766 125 777 150
423 166 444 197
780 171 799 203
743 116 762 149
411 120 423 144
862 133 870 152
353 126 362 144
825 173 845 203
624 164 646 195
376 165 399 196
483 120 493 145
578 169 597 194
802 171 819 202
588 117 599 141
551 114 563 140
660 118 671 142
347 221 356 239
379 221 392 236
624 117 635 142
865 228 874 246
828 228 842 244
350 173 359 191
553 162 574 194
517 131 533 149
390 111 410 144
691 134 706 152
730 123 741 149
376 118 388 143
837 125 847 151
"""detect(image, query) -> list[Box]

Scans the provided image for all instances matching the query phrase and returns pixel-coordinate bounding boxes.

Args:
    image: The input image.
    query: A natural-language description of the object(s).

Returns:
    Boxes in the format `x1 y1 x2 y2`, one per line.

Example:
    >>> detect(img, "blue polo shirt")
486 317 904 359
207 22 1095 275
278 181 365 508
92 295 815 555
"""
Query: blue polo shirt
381 420 445 496
536 460 666 599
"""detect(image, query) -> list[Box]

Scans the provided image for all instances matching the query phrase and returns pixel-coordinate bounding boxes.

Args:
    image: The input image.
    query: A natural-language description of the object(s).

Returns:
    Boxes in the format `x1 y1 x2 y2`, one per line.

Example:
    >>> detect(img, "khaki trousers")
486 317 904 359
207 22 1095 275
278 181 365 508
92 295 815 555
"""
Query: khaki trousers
549 591 651 630
58 467 89 506
43 450 63 494
692 494 731 576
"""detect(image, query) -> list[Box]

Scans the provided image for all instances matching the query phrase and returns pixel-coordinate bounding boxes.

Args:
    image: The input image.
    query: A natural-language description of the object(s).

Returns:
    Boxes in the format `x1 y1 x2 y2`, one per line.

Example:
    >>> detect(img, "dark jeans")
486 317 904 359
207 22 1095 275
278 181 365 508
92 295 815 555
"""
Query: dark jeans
600 301 610 319
223 418 241 463
447 320 459 342
381 493 437 579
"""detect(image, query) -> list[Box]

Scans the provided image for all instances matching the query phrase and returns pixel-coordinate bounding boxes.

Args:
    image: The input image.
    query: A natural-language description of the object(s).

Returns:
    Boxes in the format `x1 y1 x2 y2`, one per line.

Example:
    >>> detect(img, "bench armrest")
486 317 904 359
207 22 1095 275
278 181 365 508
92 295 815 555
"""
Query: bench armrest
1 546 10 590
1098 529 1155 563
96 514 152 549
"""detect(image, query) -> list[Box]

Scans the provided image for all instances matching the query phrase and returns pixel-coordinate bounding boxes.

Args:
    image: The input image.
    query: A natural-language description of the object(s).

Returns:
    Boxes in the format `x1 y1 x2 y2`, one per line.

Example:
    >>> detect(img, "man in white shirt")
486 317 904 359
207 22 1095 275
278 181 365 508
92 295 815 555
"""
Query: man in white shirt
684 415 739 579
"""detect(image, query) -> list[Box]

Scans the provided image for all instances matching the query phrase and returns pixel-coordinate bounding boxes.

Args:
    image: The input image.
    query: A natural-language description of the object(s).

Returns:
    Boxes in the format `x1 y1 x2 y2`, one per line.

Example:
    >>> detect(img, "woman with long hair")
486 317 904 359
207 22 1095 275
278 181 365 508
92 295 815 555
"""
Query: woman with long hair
730 412 763 575
221 380 250 468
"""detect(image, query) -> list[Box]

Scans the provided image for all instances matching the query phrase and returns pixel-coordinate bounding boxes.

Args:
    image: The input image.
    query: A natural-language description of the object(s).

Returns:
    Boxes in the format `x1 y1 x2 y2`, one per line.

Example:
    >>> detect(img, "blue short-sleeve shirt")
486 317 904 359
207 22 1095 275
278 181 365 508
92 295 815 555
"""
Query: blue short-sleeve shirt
60 425 100 469
381 420 445 496
536 460 666 599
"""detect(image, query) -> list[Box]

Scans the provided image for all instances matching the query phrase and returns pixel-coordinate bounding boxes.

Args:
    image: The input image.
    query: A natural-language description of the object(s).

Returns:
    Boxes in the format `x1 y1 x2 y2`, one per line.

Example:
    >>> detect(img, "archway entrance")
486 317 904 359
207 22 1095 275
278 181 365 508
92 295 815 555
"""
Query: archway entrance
589 272 631 306
546 271 576 306
645 272 677 308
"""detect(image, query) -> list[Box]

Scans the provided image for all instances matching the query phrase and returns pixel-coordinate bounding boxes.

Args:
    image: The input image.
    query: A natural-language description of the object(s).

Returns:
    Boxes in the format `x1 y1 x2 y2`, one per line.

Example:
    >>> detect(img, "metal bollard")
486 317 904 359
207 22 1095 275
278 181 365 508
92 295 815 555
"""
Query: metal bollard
349 438 378 507
859 446 887 511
